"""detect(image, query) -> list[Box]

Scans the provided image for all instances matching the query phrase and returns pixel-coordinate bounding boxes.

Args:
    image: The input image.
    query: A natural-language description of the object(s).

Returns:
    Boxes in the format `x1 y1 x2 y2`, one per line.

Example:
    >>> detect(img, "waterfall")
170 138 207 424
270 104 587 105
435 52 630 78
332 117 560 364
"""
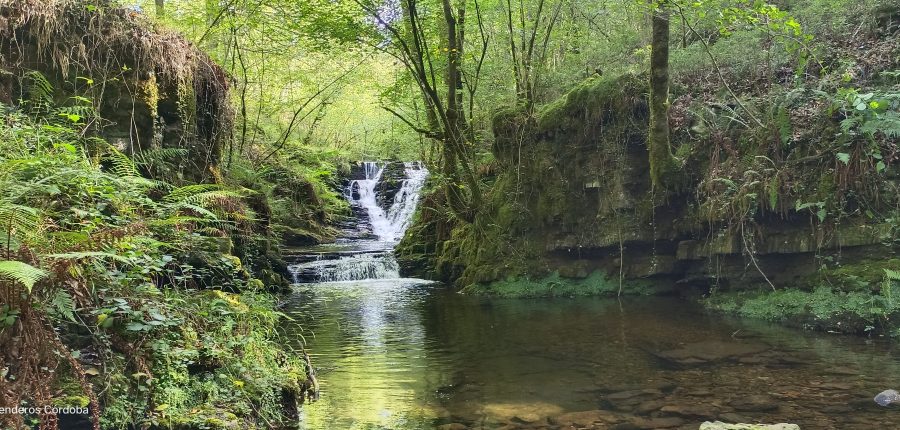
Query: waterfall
290 161 428 283
384 162 428 241
347 161 428 242
289 251 400 283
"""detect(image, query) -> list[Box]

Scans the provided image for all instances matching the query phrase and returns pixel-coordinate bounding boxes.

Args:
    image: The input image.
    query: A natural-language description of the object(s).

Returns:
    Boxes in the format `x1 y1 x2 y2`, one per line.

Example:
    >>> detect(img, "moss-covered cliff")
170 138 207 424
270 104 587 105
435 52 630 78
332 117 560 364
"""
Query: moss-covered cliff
397 1 900 334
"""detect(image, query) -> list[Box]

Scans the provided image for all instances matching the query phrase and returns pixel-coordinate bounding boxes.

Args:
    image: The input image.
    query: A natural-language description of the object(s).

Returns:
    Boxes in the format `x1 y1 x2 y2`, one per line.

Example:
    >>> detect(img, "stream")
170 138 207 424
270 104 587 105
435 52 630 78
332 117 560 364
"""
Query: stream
280 162 900 429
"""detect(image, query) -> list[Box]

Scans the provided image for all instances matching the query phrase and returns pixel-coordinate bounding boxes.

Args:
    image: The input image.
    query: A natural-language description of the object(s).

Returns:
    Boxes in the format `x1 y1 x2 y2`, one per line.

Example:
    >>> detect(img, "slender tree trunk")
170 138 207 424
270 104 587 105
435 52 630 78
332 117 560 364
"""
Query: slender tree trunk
402 3 441 132
441 0 481 222
155 0 164 17
648 1 676 189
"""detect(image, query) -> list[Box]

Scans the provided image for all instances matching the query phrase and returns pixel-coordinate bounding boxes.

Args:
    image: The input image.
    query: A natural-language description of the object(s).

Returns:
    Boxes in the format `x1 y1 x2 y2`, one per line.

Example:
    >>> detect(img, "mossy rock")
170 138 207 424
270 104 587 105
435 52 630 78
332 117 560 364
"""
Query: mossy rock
536 73 648 135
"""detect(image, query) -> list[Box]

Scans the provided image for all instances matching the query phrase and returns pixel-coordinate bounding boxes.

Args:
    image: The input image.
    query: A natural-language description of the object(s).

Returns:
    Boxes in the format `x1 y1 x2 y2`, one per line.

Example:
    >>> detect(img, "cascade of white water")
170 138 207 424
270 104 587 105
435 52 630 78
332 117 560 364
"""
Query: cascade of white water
291 162 428 283
348 161 428 242
289 252 400 283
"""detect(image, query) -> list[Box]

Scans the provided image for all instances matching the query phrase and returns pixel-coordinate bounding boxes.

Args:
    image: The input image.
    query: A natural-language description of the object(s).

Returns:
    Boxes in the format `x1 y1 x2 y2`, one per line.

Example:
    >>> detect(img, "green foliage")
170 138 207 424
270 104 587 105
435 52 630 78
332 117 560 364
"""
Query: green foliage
462 270 665 298
706 258 900 334
705 286 900 334
835 87 900 141
0 94 305 428
0 260 47 293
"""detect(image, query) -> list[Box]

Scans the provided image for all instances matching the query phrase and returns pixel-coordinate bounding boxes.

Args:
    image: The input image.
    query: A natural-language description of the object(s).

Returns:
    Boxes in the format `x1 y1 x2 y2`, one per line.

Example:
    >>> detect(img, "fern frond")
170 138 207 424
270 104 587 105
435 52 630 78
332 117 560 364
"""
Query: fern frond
173 203 220 220
26 71 53 115
0 202 42 250
0 260 48 293
50 289 76 322
181 190 245 207
47 251 131 264
104 146 140 177
119 175 166 190
886 269 900 281
134 148 189 166
53 105 95 124
163 184 249 209
148 215 217 227
163 184 225 203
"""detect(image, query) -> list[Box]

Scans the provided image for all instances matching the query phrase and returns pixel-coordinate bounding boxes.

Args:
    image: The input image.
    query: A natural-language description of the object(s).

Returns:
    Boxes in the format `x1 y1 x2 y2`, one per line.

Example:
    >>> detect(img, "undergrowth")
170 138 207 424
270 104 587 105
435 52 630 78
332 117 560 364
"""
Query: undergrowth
705 259 900 335
0 92 310 428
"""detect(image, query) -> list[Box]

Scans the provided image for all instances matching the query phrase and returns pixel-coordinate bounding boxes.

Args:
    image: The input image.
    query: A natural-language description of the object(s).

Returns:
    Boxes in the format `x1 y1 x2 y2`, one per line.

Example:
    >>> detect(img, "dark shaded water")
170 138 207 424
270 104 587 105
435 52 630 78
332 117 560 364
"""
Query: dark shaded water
281 279 900 429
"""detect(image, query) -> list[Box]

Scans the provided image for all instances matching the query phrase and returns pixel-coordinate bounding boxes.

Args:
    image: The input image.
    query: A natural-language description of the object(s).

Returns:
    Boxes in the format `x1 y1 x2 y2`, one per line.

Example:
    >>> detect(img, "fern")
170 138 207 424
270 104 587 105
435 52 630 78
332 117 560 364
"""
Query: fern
886 269 900 281
120 175 167 190
25 71 53 115
134 147 189 166
860 111 900 138
149 215 219 227
0 260 48 293
163 184 248 208
103 145 140 177
48 251 131 264
172 203 220 220
50 289 76 322
0 202 41 253
53 105 95 125
163 184 225 202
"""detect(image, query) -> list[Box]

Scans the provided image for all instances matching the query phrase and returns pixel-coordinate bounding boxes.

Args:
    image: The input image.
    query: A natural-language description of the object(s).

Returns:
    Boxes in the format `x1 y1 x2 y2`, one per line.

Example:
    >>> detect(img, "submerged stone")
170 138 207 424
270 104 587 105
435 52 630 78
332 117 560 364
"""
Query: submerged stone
728 394 779 412
629 416 685 428
700 423 800 430
437 424 468 430
482 402 565 423
654 340 769 365
551 409 622 427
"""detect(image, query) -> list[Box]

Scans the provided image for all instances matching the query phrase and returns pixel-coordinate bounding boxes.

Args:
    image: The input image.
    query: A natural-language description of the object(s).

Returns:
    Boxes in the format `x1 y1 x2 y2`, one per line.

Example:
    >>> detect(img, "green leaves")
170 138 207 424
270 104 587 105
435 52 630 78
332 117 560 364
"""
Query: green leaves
795 201 827 222
0 260 48 293
0 304 20 327
836 152 851 165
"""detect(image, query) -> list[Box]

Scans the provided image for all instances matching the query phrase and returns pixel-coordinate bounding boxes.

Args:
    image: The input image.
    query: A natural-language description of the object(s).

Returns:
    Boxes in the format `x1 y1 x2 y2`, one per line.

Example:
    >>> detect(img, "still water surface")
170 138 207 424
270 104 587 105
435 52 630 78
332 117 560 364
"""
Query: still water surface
281 279 900 429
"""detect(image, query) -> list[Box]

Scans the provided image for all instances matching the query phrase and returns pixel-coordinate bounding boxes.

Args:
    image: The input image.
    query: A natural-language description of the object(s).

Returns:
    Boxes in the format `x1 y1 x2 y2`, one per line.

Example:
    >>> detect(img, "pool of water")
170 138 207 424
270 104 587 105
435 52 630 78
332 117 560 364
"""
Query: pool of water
280 279 900 429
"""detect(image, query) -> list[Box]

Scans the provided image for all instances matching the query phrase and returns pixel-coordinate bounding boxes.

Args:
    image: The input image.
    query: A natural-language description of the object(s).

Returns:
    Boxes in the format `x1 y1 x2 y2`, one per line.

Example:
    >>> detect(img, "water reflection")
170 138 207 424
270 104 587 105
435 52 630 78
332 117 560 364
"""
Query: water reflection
281 280 900 429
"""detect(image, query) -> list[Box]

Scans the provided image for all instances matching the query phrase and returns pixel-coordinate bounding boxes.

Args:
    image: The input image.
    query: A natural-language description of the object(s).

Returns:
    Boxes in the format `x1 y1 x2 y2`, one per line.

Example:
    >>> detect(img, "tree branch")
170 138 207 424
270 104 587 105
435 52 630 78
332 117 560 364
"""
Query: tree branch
382 106 443 140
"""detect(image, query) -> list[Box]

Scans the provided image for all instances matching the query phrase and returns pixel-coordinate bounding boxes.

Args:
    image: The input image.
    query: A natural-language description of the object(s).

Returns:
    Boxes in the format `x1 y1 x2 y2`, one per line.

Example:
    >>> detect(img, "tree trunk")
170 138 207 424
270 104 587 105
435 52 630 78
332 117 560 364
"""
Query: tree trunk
155 0 164 17
441 0 481 222
648 1 676 189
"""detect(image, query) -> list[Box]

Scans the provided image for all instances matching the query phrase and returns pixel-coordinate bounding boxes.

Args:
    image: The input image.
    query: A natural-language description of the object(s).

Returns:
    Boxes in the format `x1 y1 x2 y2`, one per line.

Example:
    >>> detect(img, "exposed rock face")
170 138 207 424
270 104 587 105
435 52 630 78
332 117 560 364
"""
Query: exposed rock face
374 162 407 211
345 161 408 213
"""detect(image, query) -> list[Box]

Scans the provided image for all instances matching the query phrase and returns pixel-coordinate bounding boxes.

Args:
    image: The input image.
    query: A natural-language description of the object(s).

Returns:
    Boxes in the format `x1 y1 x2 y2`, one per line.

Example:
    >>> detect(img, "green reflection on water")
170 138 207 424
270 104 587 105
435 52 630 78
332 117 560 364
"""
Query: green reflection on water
281 279 900 429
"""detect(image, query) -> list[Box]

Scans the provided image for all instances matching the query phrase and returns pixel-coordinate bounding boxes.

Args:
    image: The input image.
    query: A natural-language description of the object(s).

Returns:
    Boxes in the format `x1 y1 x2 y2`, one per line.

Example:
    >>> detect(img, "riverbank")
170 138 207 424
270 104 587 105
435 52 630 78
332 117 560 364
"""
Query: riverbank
0 1 345 428
396 0 900 337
